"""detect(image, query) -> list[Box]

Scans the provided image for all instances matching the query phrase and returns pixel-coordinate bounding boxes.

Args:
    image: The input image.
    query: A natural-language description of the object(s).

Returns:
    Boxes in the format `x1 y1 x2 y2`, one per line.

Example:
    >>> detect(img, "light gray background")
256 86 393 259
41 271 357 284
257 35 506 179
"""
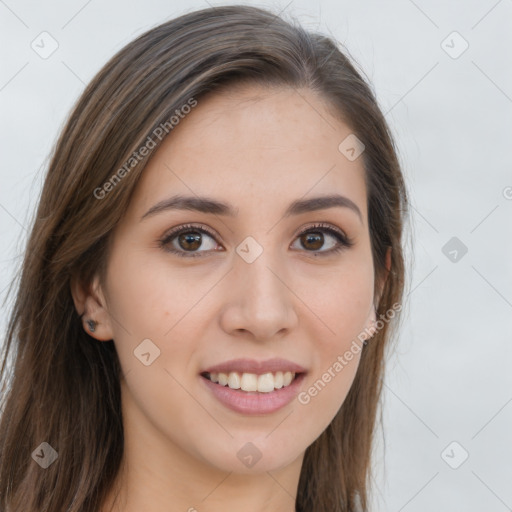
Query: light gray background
1 1 511 510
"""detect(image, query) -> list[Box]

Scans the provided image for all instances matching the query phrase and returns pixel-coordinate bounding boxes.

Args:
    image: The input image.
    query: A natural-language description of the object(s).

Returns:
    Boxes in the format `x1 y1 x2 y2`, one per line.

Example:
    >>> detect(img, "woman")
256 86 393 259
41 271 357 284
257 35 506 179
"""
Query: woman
0 5 408 511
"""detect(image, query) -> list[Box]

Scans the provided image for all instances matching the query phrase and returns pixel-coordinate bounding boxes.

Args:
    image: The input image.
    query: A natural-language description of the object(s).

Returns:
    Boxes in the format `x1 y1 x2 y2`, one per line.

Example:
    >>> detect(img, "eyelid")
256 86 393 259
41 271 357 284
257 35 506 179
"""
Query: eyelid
159 221 354 257
159 223 222 257
162 223 219 242
292 222 351 243
162 222 350 243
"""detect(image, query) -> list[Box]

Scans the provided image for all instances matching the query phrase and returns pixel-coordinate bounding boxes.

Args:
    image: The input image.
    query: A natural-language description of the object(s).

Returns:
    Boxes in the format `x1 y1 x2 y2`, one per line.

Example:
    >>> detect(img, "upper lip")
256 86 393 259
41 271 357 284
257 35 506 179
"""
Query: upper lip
201 358 307 376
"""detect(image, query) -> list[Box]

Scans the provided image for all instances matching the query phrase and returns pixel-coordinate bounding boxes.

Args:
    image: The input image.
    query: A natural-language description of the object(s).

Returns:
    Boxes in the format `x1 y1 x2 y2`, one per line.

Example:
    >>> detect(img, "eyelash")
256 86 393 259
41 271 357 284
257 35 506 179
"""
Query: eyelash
158 222 354 258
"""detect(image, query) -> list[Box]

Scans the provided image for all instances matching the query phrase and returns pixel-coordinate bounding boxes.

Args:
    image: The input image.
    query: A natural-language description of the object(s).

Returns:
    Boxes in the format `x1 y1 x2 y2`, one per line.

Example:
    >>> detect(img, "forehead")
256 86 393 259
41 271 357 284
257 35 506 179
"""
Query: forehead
128 84 368 223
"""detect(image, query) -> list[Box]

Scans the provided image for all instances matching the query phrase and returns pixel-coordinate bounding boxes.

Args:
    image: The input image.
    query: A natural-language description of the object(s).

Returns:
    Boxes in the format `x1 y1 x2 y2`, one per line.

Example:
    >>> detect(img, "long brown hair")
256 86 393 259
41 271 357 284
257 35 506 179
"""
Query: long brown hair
0 5 409 511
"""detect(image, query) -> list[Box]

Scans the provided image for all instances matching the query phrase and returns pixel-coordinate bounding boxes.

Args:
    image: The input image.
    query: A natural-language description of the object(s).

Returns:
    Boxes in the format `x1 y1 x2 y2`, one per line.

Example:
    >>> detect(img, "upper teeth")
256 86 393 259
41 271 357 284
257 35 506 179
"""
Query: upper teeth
207 371 296 393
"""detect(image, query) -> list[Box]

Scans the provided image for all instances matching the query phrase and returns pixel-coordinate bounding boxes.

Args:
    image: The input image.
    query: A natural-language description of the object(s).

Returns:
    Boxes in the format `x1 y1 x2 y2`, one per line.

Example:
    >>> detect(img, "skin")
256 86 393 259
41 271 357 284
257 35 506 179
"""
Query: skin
72 84 389 512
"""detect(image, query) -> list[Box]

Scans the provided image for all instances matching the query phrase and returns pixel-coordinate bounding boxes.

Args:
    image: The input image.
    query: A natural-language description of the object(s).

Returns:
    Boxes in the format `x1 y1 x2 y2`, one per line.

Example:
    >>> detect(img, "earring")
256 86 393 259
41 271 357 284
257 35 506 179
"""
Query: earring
86 319 97 333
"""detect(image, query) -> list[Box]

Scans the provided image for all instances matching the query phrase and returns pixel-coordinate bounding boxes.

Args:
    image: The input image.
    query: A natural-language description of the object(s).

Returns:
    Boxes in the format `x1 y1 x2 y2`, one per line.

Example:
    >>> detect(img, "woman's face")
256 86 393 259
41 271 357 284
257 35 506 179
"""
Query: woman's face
89 84 378 475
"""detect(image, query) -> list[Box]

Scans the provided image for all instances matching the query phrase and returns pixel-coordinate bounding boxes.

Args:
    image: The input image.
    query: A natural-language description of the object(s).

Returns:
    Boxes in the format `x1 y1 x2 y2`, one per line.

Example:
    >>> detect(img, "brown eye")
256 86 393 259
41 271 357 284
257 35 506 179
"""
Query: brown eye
177 232 202 251
160 222 353 259
291 223 354 256
160 224 220 257
300 232 324 251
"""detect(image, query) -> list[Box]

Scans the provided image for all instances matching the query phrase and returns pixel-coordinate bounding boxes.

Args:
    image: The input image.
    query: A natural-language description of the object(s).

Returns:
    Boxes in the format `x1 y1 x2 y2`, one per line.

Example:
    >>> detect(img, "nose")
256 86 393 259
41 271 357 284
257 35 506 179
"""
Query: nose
218 250 299 341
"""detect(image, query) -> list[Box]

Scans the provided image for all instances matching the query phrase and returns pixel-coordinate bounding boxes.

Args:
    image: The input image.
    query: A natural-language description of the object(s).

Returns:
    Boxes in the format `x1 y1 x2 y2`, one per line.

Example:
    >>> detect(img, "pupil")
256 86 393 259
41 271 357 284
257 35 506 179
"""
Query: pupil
303 232 323 250
179 232 201 251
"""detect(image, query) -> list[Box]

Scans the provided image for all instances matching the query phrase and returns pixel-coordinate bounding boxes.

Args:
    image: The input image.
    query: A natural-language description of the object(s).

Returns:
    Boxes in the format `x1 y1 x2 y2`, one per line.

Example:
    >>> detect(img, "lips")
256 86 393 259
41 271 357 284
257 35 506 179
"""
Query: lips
200 369 307 414
199 358 308 411
201 357 307 376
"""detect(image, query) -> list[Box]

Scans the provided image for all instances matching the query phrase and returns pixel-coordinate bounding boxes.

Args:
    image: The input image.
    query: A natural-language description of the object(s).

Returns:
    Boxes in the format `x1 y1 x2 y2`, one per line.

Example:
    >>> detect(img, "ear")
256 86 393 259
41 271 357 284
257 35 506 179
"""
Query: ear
70 273 114 341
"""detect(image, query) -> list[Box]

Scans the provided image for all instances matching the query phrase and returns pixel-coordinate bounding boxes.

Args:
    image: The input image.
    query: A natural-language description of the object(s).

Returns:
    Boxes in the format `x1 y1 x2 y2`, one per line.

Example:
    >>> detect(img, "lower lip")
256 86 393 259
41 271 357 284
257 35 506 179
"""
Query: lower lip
200 373 306 415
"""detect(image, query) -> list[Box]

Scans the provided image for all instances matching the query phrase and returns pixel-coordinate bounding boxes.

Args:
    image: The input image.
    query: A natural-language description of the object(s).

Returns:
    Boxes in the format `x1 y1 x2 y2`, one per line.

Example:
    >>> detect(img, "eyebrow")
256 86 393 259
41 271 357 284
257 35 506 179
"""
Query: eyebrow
140 193 363 223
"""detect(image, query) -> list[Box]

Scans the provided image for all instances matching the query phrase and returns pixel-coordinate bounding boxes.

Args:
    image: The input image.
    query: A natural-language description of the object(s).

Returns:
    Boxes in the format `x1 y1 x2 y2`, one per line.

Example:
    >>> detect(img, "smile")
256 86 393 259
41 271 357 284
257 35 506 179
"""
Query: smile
202 371 298 393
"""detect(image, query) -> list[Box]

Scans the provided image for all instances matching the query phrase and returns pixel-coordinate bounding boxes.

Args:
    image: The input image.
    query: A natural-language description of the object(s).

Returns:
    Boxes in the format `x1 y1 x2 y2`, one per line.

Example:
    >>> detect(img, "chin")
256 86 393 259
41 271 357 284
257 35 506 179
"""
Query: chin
197 440 303 474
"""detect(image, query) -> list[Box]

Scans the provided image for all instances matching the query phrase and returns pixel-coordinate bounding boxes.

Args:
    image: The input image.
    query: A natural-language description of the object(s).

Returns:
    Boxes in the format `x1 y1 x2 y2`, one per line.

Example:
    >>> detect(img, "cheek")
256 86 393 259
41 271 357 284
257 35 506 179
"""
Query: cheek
106 249 206 339
294 345 362 447
296 257 373 414
104 250 221 392
304 256 375 343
